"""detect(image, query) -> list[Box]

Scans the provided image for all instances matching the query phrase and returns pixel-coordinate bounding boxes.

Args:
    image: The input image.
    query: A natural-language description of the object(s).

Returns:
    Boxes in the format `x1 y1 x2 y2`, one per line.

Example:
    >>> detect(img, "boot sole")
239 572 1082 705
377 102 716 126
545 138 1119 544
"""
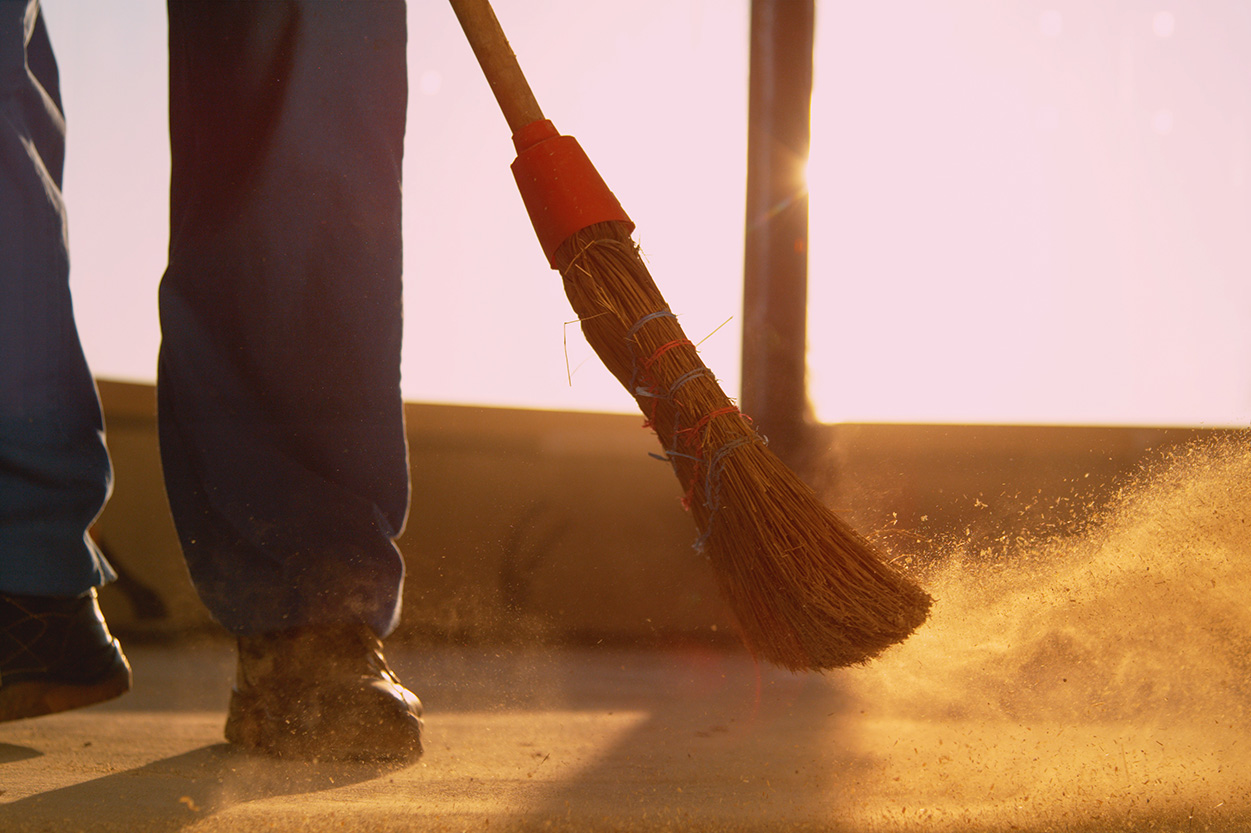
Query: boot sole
0 663 133 723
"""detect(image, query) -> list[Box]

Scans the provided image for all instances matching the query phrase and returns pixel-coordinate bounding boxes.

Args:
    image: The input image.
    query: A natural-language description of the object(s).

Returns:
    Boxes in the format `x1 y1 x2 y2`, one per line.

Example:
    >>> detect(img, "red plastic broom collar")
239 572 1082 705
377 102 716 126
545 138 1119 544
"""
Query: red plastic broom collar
510 119 634 268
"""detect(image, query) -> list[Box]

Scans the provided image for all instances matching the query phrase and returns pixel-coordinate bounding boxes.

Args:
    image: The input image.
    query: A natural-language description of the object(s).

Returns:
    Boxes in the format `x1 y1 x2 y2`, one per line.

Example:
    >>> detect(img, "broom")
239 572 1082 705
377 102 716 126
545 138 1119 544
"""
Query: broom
449 0 931 670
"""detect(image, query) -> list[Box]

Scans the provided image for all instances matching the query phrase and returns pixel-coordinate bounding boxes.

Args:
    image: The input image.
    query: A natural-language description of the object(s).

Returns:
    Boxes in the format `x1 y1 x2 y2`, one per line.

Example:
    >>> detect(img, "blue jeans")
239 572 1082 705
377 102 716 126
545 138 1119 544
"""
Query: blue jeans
0 0 410 638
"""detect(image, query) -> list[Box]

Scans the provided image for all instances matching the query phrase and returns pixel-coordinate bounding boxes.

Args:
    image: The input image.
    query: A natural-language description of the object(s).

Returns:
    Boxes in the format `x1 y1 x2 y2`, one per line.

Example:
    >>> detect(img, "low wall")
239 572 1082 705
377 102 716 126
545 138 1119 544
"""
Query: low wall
91 379 1222 645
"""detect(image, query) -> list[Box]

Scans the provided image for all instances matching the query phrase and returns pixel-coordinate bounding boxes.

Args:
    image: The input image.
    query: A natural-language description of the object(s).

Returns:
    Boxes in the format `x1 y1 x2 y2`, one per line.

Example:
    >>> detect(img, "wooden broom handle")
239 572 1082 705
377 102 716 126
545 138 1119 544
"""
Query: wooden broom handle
449 0 546 133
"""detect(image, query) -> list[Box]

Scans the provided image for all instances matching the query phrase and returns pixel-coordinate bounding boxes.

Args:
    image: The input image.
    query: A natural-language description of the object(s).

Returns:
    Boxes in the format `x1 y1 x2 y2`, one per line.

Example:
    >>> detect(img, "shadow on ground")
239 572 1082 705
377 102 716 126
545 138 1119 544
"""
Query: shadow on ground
0 743 406 832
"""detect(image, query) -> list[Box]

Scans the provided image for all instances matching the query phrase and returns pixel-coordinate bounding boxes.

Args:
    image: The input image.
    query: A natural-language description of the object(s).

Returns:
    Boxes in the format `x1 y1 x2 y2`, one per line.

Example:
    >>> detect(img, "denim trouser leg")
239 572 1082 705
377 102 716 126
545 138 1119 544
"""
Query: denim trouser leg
0 1 114 597
158 1 411 638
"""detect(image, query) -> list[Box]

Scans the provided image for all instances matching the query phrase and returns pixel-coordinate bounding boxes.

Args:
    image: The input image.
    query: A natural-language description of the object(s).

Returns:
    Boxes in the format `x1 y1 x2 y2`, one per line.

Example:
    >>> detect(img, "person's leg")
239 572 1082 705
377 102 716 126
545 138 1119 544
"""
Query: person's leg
0 0 114 596
159 0 418 759
0 0 129 722
160 0 409 640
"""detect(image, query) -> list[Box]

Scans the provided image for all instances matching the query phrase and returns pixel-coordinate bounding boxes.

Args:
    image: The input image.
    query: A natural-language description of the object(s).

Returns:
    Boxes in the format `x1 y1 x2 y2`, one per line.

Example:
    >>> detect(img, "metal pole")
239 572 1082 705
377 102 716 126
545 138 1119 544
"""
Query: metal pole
741 0 815 468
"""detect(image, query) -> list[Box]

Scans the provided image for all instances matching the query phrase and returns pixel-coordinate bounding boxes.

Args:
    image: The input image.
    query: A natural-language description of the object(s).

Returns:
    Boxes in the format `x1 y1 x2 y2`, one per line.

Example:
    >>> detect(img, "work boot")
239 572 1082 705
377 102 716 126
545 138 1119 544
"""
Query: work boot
224 621 423 762
0 589 132 722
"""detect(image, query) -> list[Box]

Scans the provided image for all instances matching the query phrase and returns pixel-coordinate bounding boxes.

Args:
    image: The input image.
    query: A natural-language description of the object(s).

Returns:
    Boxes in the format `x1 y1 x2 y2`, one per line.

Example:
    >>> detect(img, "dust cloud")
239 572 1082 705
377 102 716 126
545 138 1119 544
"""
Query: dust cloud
840 433 1251 831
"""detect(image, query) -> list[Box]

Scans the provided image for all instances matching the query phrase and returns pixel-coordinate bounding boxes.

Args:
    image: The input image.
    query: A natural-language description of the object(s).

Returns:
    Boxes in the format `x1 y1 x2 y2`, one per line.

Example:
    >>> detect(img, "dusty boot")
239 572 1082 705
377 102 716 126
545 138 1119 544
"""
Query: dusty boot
224 621 423 761
0 589 132 722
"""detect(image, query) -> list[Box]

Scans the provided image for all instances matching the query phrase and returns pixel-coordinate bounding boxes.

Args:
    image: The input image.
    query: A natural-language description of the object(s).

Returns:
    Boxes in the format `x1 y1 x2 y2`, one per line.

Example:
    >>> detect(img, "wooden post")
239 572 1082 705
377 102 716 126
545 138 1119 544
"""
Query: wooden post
741 0 815 469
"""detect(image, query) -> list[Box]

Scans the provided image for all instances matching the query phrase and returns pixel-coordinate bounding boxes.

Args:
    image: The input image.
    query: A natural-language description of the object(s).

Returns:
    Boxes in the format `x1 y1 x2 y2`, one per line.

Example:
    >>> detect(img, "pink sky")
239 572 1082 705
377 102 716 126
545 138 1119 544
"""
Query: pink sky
45 1 1250 426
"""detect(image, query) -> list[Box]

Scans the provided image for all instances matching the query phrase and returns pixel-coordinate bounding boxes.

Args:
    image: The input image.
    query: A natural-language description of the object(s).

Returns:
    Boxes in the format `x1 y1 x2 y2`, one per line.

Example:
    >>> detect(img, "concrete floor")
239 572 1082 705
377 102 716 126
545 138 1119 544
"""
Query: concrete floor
3 637 1249 833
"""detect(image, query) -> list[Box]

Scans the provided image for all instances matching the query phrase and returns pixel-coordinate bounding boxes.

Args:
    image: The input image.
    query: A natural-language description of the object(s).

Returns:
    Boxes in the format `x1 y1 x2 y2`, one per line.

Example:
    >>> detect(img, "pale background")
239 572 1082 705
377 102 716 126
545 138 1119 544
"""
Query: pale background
43 1 1251 426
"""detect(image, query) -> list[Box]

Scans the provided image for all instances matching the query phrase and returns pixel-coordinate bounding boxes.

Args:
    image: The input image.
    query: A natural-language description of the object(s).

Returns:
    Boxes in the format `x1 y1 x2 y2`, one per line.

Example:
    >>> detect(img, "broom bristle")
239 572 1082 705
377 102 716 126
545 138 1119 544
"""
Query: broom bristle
554 221 932 671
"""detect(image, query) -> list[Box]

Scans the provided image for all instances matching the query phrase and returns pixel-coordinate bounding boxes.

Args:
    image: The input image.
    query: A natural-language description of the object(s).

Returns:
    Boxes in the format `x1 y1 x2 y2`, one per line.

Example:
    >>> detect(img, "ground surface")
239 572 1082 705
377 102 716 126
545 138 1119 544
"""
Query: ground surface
2 638 1248 833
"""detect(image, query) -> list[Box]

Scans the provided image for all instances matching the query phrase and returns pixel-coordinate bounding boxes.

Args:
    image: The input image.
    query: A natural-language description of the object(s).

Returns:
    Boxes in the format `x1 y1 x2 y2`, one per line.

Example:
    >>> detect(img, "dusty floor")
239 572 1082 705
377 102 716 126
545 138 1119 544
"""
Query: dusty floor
2 635 1248 833
2 640 847 833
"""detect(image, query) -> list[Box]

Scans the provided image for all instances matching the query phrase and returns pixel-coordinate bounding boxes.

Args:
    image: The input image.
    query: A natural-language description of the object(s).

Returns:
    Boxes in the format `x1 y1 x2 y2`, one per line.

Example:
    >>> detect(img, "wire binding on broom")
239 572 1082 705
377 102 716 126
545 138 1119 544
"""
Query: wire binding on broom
691 434 757 551
622 296 764 541
625 307 748 521
625 308 677 337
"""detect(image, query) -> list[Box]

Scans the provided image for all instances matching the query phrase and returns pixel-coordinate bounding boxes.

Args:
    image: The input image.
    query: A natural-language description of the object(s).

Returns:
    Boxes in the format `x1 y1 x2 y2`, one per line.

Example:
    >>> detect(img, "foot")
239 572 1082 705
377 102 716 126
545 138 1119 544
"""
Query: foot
224 622 423 762
0 589 132 722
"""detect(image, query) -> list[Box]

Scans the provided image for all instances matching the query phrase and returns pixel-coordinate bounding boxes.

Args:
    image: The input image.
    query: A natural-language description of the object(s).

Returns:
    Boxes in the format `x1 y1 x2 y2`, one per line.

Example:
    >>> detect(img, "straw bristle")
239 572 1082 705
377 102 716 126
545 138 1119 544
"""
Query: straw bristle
553 221 932 670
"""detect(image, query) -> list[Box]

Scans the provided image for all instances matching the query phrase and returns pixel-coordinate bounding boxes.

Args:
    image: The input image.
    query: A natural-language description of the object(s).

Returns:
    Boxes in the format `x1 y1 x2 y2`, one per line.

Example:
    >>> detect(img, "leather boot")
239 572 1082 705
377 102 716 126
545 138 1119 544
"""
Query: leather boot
224 621 423 761
0 588 132 722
